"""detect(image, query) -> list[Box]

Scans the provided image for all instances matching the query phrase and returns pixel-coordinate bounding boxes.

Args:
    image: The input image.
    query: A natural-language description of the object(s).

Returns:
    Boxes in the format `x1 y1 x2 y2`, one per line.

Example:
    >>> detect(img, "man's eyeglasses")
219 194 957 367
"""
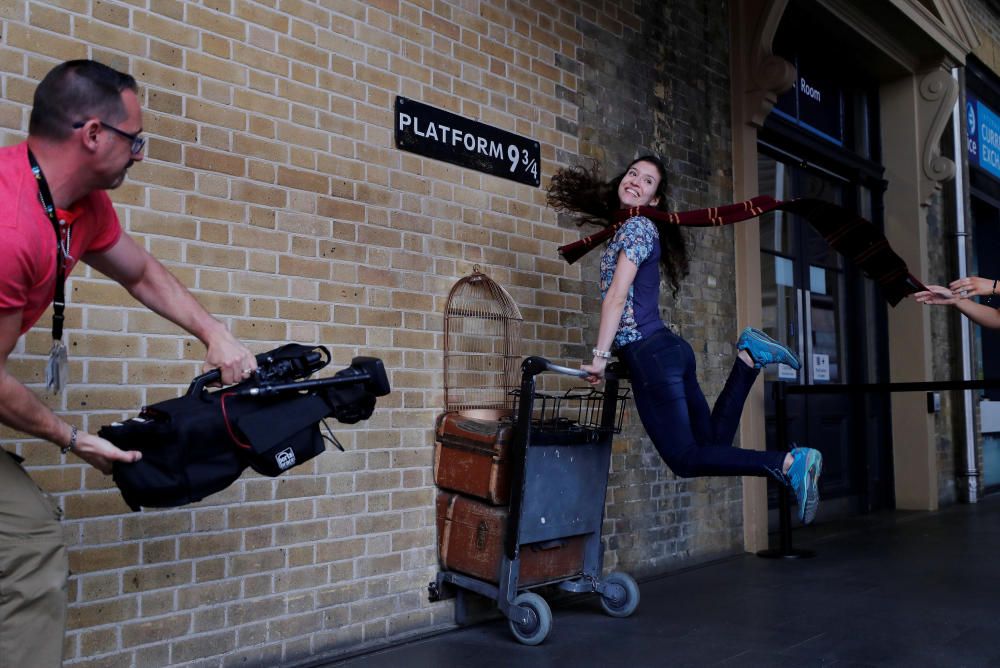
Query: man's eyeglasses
72 120 146 155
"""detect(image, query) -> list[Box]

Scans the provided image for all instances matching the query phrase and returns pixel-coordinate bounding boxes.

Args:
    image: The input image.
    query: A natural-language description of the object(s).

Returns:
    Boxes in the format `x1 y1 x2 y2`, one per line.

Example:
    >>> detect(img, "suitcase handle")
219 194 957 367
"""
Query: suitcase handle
529 539 567 552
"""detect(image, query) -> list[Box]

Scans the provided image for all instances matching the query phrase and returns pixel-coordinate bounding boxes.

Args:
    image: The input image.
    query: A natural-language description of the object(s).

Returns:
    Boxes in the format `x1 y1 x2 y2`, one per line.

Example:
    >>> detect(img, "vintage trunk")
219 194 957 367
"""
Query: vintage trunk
435 491 586 586
434 412 513 505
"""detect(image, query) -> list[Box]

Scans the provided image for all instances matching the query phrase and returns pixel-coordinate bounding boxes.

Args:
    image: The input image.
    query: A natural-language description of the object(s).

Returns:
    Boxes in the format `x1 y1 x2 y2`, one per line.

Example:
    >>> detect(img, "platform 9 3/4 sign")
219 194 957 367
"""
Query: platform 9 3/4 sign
395 96 540 187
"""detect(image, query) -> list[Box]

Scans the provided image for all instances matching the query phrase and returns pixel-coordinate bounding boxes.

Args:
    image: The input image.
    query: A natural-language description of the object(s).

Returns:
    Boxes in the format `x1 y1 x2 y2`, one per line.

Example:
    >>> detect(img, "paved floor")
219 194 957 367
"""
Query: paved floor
319 495 1000 667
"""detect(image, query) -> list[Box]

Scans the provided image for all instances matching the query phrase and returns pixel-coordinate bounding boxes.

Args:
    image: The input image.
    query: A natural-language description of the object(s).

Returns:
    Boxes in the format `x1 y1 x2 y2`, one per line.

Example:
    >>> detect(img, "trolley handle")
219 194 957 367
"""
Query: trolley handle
520 356 590 380
545 362 590 378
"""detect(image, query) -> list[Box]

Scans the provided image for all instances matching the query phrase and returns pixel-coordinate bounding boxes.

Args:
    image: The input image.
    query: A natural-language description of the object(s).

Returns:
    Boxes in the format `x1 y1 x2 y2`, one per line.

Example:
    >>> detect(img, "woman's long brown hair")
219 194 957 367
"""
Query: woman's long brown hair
547 155 689 294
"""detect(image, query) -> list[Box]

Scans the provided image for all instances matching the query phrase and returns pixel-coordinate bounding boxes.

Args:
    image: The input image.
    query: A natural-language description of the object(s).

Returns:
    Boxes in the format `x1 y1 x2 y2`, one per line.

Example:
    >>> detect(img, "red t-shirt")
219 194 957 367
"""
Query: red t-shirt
0 142 122 334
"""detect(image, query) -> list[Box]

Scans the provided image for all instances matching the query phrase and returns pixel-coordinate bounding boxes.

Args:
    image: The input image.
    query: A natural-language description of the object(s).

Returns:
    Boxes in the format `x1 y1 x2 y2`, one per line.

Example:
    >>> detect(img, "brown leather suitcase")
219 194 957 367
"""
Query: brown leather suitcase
434 412 513 505
436 491 586 586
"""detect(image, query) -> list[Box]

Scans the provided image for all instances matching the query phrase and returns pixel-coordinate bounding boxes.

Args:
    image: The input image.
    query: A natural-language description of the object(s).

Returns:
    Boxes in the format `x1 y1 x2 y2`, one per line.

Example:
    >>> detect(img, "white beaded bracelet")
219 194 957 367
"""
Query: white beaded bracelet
592 348 612 360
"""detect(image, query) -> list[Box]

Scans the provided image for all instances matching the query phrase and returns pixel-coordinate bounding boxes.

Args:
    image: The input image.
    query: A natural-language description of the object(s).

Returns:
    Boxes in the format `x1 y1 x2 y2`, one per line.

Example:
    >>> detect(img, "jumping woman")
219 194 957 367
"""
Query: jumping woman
548 155 823 524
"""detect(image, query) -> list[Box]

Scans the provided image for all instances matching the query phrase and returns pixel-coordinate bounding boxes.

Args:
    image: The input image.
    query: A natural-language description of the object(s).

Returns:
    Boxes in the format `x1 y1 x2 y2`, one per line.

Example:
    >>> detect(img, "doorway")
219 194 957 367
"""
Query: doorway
972 195 1000 491
757 151 894 519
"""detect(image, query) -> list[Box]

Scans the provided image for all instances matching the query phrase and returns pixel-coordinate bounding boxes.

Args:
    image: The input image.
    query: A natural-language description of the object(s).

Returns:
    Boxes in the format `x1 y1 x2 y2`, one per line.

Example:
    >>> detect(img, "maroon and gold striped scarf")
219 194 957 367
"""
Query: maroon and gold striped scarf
556 196 926 306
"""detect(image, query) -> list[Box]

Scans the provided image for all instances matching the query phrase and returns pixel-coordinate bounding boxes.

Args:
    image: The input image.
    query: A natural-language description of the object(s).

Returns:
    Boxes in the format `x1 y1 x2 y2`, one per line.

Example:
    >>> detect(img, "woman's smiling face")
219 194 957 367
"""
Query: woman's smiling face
617 159 662 208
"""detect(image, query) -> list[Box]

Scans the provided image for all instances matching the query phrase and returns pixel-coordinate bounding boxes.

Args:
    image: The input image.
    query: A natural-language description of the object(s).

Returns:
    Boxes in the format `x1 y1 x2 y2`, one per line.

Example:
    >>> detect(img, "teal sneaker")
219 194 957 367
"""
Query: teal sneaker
786 446 822 524
736 327 801 370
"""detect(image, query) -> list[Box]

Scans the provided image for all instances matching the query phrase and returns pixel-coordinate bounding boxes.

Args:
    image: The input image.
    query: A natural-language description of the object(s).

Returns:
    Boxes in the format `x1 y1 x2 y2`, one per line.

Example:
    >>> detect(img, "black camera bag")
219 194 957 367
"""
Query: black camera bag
102 344 388 511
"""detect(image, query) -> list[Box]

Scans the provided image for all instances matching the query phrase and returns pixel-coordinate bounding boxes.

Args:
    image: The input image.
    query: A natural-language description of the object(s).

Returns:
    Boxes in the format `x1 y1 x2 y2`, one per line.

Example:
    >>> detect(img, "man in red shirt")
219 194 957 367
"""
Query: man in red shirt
0 60 257 667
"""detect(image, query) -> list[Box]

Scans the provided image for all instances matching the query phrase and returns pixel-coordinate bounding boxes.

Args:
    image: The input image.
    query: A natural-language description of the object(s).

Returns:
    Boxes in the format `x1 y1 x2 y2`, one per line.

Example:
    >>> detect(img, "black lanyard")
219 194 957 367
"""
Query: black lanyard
27 148 67 342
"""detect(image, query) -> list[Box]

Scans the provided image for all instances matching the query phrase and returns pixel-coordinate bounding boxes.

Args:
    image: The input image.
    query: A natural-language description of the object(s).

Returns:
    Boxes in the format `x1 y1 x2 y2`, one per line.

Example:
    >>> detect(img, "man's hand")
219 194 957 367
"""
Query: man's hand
71 430 142 474
1 310 134 475
203 328 257 385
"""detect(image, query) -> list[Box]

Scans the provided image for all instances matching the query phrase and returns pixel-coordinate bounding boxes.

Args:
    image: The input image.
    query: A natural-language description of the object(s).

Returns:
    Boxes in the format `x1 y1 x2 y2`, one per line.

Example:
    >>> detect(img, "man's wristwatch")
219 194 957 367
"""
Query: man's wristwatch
61 425 78 455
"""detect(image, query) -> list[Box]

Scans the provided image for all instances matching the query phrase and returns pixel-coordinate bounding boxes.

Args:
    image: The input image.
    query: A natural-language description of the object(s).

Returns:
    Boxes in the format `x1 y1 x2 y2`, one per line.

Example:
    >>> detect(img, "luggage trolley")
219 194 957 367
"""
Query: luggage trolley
429 356 638 645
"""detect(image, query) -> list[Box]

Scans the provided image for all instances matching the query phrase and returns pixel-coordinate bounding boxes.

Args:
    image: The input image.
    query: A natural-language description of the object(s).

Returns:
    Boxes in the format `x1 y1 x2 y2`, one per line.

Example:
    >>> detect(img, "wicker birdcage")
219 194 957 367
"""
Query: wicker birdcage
444 269 523 418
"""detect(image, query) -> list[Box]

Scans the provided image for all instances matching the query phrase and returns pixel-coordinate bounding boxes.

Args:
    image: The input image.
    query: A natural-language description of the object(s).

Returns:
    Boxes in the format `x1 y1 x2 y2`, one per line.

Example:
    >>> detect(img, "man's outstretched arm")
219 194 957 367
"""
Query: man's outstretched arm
0 310 141 473
83 233 256 384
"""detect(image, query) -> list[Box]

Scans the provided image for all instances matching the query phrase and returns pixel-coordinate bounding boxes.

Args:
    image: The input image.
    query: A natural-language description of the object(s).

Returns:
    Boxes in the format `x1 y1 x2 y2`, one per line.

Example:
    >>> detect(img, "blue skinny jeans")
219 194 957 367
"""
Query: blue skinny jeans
618 328 787 481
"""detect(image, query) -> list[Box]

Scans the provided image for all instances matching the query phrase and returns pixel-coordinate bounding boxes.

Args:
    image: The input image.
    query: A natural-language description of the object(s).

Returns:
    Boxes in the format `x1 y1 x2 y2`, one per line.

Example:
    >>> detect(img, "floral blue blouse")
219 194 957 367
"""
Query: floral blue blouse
600 215 664 349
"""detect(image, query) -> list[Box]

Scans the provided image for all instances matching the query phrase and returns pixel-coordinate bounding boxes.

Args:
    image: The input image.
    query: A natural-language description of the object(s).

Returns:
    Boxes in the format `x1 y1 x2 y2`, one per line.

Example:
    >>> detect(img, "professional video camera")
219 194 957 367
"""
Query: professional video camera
101 343 390 511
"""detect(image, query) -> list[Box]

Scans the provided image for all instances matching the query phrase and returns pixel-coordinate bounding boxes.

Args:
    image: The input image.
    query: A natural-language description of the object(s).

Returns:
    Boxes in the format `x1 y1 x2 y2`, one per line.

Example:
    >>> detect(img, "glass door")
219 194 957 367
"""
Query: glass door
971 196 1000 490
759 156 848 387
758 153 865 518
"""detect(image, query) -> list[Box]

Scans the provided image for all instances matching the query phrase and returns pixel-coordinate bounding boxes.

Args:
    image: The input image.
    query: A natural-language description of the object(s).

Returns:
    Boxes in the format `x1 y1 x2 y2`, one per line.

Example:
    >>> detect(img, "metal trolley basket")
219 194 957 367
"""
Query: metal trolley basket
429 356 637 645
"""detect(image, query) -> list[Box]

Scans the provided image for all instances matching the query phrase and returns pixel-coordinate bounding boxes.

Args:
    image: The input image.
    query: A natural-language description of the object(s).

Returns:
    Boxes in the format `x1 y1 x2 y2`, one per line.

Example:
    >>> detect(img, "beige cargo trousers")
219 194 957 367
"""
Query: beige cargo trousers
0 450 68 668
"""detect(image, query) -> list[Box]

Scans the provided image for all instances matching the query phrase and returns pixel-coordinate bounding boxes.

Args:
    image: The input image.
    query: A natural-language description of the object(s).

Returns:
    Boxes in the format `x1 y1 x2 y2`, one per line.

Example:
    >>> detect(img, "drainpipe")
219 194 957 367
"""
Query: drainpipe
951 67 979 503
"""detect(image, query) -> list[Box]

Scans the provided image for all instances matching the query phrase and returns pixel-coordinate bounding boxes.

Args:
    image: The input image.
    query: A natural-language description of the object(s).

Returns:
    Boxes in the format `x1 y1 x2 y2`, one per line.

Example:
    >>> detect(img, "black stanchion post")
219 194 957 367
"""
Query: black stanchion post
758 380 815 559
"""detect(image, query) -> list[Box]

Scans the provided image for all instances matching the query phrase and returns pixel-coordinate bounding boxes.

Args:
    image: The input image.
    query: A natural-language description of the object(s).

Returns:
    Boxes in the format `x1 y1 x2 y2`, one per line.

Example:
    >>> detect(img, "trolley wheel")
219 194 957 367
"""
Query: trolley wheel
599 572 640 618
508 592 552 645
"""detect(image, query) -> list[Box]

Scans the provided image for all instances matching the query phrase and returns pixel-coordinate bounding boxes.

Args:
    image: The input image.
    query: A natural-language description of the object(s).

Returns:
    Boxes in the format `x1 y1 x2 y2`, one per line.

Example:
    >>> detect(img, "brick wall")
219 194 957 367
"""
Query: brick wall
0 1 742 665
569 0 742 576
966 0 1000 69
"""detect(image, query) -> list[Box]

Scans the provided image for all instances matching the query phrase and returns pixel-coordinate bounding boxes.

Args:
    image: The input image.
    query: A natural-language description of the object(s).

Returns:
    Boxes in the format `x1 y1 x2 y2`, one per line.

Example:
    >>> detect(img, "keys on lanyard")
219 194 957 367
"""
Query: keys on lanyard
46 340 69 394
28 148 71 394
